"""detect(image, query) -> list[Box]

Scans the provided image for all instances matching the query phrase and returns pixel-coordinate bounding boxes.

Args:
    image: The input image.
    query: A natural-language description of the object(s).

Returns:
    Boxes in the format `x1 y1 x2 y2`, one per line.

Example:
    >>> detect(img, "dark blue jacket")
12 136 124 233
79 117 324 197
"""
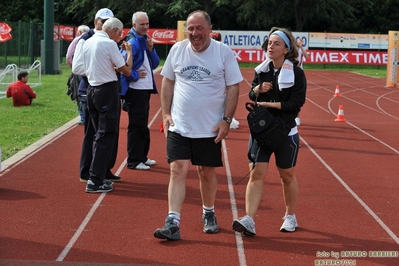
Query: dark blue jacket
120 28 160 96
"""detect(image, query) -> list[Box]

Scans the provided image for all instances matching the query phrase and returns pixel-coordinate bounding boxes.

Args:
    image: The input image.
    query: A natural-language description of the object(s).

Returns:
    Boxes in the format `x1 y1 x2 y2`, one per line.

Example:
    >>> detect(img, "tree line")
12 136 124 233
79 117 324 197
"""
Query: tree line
1 0 398 34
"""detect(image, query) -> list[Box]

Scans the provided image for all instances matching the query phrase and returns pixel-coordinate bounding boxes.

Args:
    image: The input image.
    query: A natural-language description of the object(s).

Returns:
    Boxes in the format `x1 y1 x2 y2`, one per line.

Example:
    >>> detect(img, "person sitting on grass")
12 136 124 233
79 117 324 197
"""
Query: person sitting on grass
6 71 37 107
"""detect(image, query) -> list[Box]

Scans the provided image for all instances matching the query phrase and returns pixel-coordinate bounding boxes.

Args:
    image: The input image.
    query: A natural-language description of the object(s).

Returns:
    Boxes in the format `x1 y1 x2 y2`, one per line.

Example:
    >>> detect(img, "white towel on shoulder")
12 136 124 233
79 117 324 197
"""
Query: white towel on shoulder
254 59 294 91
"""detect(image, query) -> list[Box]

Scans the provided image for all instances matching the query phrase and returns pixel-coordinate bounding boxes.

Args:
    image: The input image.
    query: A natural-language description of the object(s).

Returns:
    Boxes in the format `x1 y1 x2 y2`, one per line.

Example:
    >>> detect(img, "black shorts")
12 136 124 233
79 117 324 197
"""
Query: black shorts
249 133 300 169
167 131 223 167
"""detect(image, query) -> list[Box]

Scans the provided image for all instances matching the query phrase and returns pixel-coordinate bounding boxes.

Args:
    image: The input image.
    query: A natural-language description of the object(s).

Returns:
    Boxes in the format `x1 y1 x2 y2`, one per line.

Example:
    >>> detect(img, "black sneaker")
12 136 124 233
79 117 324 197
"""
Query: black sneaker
202 212 219 234
85 180 113 193
154 216 180 240
81 178 113 186
106 174 122 182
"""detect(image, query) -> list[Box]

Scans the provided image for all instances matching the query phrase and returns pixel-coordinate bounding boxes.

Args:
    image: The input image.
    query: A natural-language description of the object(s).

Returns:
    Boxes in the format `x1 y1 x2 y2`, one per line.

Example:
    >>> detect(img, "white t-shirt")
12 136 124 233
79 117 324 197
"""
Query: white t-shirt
82 31 125 86
130 51 153 90
161 39 243 138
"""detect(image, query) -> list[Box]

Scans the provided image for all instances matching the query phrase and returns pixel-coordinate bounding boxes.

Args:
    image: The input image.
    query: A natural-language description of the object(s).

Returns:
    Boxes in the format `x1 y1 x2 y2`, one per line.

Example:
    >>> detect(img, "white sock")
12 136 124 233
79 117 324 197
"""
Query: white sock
203 205 215 215
168 211 180 225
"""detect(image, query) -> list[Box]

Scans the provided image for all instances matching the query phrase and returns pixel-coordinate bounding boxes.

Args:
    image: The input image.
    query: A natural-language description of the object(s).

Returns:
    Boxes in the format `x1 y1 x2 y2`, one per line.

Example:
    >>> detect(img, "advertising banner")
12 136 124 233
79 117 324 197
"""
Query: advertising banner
0 22 13 43
309 32 388 49
177 20 187 42
386 31 399 87
121 28 177 44
218 30 309 49
230 49 387 65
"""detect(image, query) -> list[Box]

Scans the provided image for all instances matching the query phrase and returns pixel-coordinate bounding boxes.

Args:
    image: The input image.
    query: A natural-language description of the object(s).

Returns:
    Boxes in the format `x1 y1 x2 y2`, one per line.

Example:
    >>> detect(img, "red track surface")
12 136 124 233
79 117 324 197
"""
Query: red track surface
1 69 399 266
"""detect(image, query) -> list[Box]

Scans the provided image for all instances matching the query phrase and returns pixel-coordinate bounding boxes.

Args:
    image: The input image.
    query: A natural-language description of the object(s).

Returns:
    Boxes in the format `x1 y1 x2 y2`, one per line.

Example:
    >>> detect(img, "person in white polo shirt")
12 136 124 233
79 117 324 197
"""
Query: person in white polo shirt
82 17 133 193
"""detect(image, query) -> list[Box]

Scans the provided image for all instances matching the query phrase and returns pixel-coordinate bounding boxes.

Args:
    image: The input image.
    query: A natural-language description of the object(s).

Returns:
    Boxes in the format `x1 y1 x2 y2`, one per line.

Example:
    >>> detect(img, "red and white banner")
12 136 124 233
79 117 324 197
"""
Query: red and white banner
230 49 387 65
0 22 13 43
53 25 177 44
121 28 176 44
54 25 75 41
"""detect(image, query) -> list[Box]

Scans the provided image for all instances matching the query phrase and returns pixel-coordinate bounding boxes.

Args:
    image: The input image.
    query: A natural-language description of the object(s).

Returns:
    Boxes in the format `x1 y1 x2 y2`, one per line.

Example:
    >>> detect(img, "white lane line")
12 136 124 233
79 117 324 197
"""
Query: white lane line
300 136 399 245
56 107 162 261
56 193 107 261
222 140 247 266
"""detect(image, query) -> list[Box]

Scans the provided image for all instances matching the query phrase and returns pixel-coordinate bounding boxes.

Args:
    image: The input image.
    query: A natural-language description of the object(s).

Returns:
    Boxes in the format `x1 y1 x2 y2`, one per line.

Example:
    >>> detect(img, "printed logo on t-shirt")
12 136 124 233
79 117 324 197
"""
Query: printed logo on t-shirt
180 65 210 81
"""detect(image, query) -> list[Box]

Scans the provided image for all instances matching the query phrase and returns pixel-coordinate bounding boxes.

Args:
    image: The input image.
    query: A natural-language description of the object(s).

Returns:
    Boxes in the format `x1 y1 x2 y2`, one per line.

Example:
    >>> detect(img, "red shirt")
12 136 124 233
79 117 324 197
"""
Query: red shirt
6 80 36 107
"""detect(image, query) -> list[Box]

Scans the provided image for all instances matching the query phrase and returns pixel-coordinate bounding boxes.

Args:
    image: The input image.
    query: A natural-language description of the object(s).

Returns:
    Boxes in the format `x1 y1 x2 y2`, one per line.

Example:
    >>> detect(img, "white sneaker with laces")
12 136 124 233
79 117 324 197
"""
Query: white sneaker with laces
145 159 156 166
280 214 298 232
135 162 150 170
232 215 256 236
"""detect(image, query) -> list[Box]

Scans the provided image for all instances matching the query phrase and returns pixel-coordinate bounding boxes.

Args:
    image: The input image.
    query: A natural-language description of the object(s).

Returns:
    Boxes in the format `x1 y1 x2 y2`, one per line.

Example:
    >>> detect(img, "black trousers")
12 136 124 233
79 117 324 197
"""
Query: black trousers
85 81 120 185
125 89 151 168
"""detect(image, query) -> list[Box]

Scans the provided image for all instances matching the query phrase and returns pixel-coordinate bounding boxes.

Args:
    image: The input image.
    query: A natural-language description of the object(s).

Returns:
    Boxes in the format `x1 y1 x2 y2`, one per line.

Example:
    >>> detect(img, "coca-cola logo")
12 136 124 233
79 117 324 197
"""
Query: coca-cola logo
152 30 175 39
0 23 12 34
61 27 74 36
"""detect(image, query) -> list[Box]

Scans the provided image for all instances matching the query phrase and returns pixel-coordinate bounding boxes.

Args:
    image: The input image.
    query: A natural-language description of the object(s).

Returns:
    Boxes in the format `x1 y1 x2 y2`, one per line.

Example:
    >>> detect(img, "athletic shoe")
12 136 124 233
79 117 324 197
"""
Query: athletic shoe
202 212 219 234
144 159 156 166
154 216 180 240
80 178 113 186
85 180 113 193
133 162 150 170
106 174 122 182
280 214 298 232
232 215 256 236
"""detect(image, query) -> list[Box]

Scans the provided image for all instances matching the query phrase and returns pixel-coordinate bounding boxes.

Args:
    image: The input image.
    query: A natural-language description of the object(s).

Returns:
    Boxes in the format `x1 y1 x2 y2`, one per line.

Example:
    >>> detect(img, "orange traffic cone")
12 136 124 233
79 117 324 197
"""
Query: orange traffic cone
335 105 346 122
333 85 341 97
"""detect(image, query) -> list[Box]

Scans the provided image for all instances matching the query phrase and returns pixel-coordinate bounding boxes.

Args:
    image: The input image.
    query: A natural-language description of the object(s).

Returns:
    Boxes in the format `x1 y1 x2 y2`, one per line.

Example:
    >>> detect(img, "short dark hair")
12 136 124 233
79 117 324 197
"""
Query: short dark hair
18 71 29 80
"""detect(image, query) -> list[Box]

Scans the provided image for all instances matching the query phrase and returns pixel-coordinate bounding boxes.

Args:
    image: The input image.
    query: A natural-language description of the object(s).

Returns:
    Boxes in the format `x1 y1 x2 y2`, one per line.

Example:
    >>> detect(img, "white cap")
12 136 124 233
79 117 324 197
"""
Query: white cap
95 8 114 19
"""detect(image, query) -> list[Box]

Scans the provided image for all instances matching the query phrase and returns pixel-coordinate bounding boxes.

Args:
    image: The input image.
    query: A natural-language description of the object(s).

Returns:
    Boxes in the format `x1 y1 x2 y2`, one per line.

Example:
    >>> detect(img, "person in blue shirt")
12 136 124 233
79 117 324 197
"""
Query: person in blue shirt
120 11 160 170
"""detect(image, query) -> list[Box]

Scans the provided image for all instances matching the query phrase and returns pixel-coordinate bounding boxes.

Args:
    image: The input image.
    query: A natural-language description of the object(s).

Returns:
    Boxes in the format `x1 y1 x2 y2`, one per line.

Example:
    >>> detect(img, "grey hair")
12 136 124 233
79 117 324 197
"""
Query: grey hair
132 11 148 24
77 25 90 35
102 17 123 31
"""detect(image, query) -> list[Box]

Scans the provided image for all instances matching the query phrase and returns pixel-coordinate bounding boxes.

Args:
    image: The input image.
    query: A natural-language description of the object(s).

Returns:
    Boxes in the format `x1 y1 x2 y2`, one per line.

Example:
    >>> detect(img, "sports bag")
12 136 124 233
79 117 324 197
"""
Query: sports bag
246 102 290 154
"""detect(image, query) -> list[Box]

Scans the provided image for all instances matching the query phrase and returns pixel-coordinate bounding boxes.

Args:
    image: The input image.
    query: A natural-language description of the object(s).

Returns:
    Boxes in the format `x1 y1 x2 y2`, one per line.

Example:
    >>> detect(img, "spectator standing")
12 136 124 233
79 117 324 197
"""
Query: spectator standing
120 11 160 170
72 8 124 186
66 24 90 125
66 25 90 67
153 10 243 240
81 17 132 193
6 71 36 107
294 38 308 126
232 27 306 236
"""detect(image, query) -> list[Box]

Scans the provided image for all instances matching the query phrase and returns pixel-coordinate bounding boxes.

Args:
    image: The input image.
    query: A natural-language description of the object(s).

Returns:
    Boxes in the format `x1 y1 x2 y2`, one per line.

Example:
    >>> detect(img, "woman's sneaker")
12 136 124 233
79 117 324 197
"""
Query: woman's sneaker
232 215 256 236
280 214 298 232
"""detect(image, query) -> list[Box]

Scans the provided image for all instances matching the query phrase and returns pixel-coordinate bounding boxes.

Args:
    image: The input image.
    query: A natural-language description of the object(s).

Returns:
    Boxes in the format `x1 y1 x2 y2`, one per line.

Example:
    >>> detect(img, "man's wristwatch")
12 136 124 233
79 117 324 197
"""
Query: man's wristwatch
223 117 232 124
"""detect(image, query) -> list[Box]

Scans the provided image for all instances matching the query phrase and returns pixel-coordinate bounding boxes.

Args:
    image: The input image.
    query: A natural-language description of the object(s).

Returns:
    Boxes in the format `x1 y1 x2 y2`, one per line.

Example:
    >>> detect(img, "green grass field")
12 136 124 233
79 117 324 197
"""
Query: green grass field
0 62 387 162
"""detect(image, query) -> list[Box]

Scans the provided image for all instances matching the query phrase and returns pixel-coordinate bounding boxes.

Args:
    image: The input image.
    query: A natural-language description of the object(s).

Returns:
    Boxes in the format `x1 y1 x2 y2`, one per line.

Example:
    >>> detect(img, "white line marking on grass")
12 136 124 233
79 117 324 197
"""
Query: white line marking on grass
222 140 247 266
300 136 399 245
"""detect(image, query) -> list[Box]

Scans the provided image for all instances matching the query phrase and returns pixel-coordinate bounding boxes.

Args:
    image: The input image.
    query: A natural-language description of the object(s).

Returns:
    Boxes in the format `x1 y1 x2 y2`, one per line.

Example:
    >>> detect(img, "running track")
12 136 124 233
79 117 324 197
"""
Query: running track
1 69 398 266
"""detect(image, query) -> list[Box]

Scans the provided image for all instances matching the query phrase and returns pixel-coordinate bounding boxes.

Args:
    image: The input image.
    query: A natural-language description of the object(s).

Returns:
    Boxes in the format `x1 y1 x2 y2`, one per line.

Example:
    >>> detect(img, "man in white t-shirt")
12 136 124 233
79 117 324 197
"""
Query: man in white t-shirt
154 10 243 241
81 17 132 193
